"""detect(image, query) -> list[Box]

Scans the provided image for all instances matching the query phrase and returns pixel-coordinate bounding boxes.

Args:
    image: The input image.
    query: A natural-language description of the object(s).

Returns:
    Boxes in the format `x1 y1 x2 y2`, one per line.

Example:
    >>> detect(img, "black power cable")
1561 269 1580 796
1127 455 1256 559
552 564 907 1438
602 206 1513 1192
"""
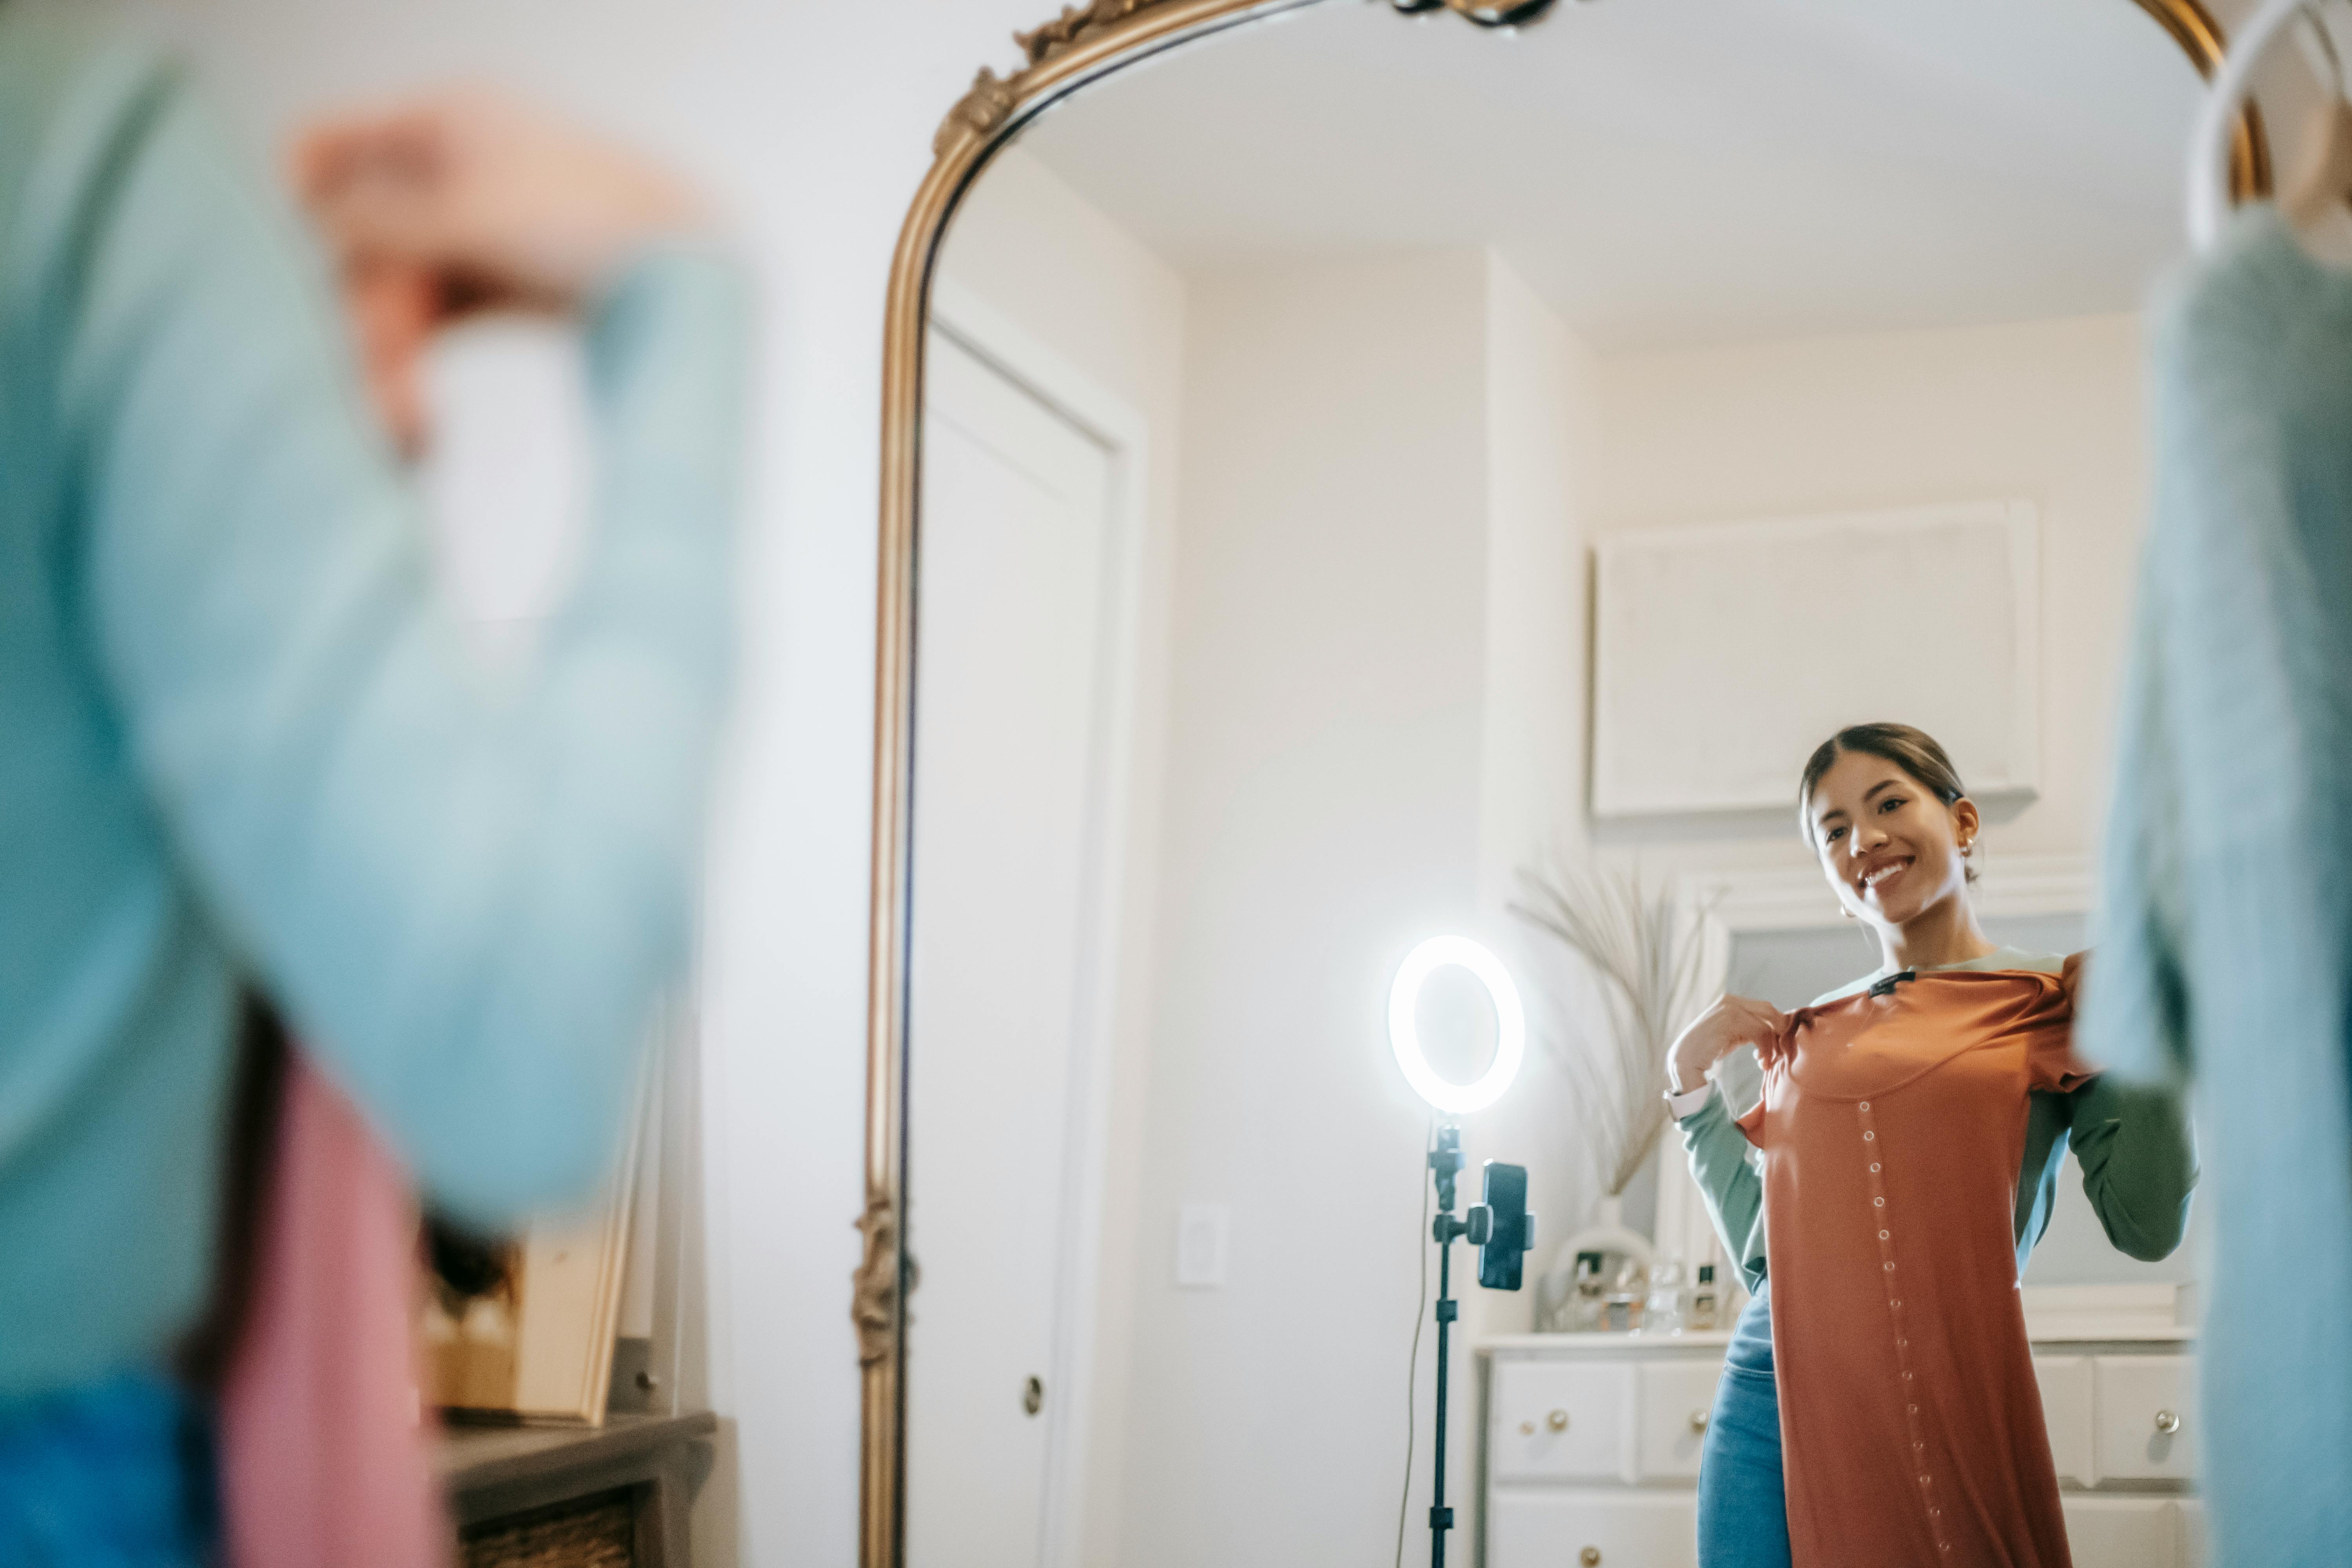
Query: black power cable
1395 1116 1435 1568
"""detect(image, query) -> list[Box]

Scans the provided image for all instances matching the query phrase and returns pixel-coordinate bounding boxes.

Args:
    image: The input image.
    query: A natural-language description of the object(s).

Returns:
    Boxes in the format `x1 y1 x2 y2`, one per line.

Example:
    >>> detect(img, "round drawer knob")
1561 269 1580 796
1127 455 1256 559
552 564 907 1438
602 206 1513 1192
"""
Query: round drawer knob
1580 1549 1602 1566
1518 1420 1535 1436
1689 1409 1711 1434
2154 1409 2182 1436
1547 1408 1570 1433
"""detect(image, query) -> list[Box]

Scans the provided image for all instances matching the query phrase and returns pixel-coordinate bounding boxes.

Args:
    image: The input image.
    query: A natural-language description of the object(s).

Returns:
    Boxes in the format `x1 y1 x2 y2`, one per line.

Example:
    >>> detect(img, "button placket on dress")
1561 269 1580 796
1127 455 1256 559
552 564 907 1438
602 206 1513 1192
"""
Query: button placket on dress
1857 1097 1955 1558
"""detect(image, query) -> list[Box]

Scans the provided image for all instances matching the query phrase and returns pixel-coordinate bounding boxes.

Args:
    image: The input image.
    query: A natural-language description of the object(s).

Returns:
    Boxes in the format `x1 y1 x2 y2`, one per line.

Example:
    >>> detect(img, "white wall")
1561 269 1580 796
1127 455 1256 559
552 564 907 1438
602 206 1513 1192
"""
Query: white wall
1477 254 1599 907
940 147 1188 443
1122 249 1493 1566
1472 254 1611 1328
1587 312 2149 884
934 145 1189 1568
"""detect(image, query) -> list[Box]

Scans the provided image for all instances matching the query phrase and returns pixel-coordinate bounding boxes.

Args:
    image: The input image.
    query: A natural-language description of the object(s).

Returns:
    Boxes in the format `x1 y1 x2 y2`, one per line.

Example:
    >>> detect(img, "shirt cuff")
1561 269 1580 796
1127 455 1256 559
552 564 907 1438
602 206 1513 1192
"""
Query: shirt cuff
1666 1080 1717 1120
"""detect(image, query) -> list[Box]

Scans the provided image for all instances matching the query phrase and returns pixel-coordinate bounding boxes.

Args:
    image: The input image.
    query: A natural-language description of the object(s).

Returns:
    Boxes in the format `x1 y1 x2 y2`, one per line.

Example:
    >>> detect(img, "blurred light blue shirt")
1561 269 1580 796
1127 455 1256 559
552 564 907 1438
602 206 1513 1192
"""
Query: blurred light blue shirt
0 15 744 1392
2086 207 2352 1568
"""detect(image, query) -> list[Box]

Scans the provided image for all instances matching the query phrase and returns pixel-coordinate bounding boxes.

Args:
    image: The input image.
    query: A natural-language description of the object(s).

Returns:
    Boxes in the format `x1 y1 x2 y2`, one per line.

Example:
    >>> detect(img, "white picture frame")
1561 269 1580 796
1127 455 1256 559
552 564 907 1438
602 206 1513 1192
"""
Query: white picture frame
420 1057 652 1426
1590 500 2041 818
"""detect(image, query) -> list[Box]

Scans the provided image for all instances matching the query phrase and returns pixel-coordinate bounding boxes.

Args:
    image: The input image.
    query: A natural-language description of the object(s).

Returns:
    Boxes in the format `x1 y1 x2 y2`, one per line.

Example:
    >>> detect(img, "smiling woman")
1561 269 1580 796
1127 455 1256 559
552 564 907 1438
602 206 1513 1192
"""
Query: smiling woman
1666 720 2196 1568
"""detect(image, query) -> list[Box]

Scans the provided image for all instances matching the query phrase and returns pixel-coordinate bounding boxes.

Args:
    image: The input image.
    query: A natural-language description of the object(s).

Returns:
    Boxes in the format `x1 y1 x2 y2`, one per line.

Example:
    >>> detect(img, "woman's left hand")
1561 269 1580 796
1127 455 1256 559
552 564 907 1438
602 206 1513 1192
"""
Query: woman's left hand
2062 949 2091 1011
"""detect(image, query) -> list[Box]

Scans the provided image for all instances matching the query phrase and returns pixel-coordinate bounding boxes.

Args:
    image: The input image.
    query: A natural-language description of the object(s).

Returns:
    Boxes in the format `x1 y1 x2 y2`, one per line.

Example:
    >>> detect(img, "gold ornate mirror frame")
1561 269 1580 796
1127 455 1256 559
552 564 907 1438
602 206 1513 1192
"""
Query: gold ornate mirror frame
857 2 2266 1561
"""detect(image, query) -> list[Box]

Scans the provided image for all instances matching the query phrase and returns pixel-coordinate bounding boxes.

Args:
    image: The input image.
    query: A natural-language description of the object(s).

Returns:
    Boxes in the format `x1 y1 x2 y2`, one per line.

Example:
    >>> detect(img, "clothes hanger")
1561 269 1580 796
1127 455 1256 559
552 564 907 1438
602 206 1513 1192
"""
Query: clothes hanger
2189 0 2345 250
2280 5 2352 230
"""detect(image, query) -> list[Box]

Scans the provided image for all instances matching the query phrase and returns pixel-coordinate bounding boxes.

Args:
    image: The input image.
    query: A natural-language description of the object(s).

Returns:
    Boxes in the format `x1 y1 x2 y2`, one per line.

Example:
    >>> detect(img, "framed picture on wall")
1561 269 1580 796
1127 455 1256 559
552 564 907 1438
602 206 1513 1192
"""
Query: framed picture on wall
419 1065 652 1426
1590 499 2041 818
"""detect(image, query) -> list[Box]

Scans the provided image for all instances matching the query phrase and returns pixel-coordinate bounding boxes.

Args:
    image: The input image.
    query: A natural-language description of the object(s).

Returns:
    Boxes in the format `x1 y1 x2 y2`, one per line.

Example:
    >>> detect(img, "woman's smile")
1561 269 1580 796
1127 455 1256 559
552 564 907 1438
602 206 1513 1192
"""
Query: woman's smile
1855 854 1915 898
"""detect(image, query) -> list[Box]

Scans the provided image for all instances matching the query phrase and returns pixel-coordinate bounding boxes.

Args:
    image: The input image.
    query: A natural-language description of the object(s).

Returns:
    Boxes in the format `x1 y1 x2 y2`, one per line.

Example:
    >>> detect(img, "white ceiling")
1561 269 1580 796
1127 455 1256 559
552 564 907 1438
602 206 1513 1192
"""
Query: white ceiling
1008 0 2213 348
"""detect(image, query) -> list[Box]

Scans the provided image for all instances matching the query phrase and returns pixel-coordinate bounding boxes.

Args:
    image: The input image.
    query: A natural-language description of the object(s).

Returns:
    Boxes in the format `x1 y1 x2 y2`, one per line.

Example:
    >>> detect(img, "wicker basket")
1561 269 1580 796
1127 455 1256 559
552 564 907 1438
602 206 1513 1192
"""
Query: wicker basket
462 1487 637 1568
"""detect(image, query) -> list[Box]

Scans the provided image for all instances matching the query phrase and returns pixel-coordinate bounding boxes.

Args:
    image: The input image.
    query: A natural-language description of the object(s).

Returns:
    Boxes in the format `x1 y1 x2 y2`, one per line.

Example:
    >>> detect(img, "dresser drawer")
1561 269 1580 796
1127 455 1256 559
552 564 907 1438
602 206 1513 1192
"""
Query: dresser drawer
1488 1489 1695 1568
1490 1361 1633 1483
2178 1498 2208 1568
2094 1356 2197 1482
2062 1497 2180 1568
1633 1359 1719 1480
2032 1355 2095 1486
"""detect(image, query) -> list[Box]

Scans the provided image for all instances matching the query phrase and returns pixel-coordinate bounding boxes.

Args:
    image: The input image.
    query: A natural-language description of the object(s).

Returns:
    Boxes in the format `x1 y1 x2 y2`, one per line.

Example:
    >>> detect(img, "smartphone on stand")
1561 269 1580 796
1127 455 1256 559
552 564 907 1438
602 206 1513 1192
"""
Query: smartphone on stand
1479 1160 1532 1290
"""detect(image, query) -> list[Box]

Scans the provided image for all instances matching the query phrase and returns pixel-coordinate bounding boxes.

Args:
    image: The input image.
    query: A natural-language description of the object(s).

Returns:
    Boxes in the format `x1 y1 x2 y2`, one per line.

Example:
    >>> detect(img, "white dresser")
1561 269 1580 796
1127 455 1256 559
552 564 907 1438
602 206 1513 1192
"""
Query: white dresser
1477 1296 2201 1568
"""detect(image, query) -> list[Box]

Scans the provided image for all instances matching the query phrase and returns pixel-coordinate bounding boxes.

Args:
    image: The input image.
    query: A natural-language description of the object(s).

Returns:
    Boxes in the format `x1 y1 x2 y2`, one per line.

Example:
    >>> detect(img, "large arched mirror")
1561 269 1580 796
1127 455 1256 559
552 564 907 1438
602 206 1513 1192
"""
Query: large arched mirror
862 2 2272 1564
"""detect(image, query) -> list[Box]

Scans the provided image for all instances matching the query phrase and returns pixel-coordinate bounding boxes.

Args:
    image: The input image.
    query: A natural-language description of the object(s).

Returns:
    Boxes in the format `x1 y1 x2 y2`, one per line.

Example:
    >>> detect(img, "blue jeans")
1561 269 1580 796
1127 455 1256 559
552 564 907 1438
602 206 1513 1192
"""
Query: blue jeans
0 1370 216 1566
1696 1279 1792 1568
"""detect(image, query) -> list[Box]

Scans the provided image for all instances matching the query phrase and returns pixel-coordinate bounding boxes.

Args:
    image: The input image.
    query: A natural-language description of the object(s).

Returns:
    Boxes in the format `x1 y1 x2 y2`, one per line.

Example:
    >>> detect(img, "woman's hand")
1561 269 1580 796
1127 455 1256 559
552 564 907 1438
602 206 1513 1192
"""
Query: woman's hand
293 89 708 316
339 256 441 459
1666 995 1791 1095
2061 949 2091 1011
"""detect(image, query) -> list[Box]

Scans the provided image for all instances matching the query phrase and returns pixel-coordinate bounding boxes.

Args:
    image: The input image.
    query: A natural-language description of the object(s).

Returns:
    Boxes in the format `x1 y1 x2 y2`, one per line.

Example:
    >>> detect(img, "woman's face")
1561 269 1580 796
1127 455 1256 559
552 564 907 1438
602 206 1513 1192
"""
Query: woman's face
1806 748 1978 930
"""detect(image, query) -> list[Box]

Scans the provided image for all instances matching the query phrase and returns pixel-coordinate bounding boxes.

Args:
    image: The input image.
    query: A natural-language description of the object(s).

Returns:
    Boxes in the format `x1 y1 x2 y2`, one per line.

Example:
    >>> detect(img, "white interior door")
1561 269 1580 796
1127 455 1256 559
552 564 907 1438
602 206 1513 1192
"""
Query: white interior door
904 328 1120 1568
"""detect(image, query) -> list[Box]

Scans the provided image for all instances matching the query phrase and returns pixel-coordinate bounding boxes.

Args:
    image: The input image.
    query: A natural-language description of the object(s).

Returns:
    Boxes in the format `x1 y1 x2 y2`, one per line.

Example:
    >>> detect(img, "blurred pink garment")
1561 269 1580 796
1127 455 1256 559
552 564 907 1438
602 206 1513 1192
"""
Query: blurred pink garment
219 1053 448 1568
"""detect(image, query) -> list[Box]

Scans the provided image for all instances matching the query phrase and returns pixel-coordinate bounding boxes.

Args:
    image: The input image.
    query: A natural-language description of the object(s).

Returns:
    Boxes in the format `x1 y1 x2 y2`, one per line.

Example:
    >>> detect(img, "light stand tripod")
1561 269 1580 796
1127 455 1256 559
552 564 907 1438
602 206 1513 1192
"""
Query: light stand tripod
1424 1125 1531 1567
1425 1125 1483 1568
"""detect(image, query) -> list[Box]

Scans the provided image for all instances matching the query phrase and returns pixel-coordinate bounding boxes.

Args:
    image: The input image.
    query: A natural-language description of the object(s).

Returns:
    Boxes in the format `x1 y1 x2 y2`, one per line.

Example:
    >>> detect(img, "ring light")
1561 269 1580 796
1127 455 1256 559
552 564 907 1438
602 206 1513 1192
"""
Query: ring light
1387 935 1526 1114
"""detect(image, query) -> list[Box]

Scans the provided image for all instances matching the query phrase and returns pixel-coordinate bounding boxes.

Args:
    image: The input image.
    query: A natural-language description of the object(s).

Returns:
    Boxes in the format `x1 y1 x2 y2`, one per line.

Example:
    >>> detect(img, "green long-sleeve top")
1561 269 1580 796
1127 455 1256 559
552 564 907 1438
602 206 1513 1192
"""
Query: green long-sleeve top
0 16 744 1392
1679 949 2198 1294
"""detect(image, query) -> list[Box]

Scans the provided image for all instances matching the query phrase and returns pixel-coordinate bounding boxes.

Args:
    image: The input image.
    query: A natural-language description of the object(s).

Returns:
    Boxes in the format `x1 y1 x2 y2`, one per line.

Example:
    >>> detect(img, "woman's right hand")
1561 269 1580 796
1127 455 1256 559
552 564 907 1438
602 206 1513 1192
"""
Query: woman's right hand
1666 995 1792 1095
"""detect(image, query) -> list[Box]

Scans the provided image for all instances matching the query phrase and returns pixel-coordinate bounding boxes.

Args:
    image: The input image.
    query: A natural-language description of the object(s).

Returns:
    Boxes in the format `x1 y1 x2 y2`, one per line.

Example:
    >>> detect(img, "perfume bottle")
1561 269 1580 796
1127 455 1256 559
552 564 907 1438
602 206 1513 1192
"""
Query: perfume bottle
1609 1256 1648 1332
1642 1256 1687 1335
1688 1263 1720 1331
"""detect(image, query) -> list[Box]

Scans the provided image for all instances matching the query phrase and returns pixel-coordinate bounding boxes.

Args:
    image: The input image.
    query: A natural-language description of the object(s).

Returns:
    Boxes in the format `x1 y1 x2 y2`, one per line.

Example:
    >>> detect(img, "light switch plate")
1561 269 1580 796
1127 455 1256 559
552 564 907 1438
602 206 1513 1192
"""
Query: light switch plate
1176 1204 1229 1288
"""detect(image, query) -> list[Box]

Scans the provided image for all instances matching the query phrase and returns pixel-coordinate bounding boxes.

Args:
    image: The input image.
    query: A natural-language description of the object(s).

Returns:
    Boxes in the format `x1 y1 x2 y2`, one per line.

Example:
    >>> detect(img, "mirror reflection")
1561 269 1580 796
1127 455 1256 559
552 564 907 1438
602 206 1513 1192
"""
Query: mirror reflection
906 3 2222 1563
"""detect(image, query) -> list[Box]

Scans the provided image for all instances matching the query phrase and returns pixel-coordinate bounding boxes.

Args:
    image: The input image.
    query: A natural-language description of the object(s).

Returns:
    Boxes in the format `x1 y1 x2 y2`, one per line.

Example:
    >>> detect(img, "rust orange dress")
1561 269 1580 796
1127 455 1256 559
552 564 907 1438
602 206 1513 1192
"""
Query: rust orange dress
1736 963 2091 1567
